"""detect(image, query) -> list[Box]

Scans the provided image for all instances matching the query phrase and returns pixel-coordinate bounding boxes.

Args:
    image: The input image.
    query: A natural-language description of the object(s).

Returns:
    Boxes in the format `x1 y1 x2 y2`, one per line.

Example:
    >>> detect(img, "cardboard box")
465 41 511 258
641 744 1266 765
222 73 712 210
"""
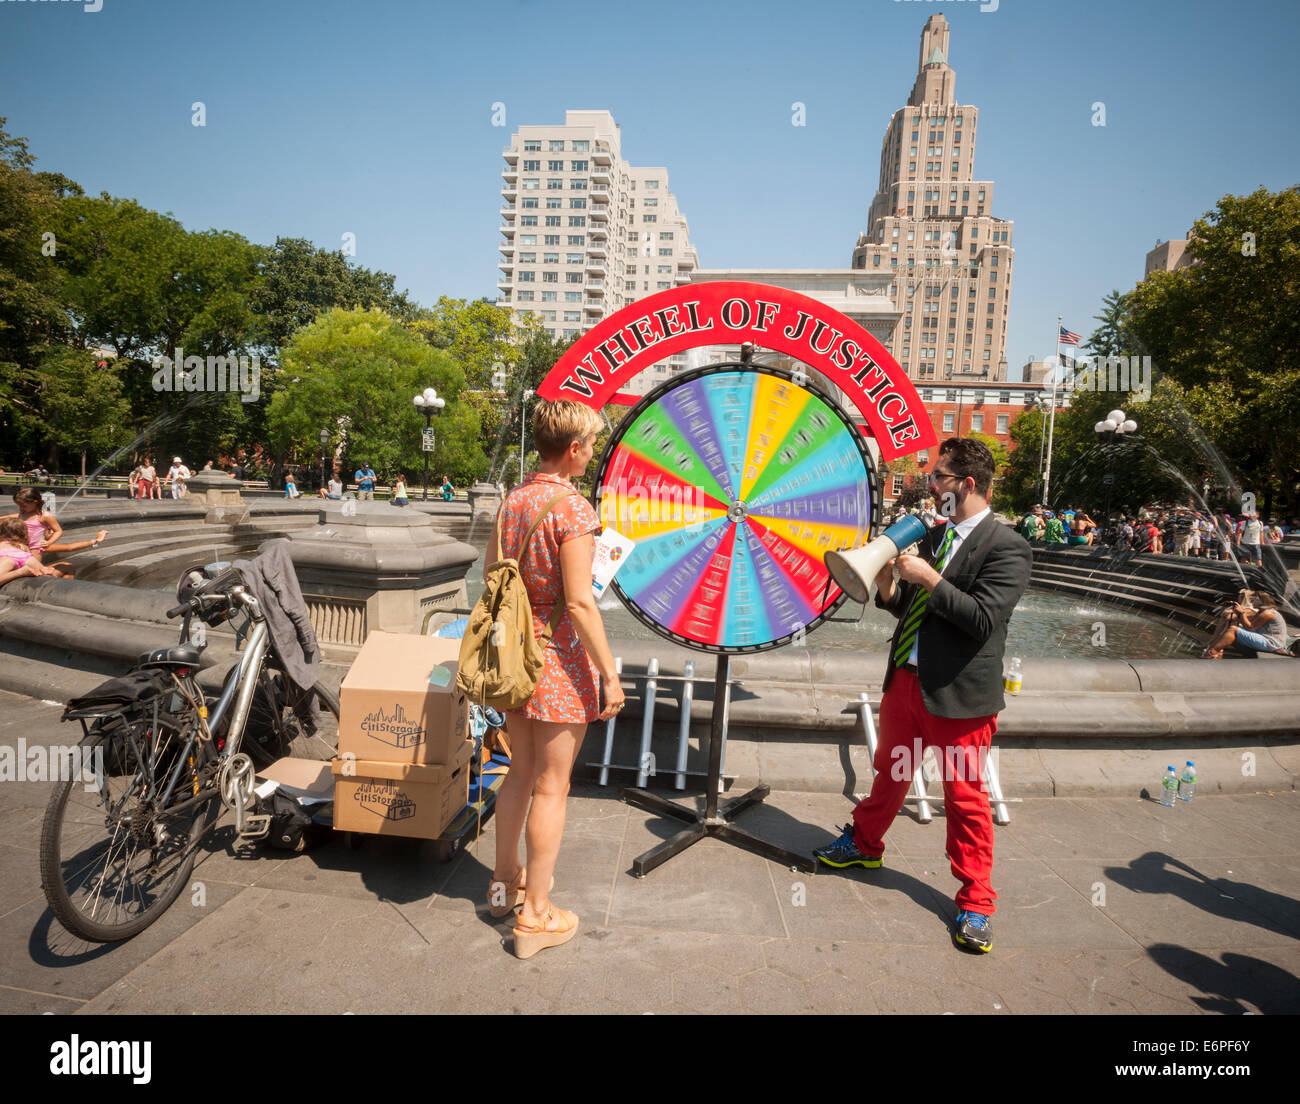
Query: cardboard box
339 631 470 765
256 758 333 801
330 738 473 840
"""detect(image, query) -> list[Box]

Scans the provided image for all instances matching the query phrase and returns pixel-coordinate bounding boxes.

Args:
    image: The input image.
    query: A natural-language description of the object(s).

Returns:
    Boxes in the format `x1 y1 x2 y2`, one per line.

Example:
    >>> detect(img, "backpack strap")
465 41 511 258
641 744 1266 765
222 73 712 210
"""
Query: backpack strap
516 492 579 643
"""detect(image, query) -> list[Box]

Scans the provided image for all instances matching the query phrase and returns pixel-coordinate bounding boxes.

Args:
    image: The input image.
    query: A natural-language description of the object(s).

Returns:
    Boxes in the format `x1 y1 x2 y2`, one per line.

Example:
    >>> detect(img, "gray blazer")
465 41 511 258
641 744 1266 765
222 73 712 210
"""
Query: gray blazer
875 513 1032 719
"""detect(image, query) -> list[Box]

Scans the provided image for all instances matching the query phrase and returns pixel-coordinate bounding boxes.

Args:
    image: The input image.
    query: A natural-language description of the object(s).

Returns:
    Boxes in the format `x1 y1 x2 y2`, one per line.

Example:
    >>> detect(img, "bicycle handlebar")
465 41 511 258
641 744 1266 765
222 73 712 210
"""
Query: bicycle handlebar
166 565 247 619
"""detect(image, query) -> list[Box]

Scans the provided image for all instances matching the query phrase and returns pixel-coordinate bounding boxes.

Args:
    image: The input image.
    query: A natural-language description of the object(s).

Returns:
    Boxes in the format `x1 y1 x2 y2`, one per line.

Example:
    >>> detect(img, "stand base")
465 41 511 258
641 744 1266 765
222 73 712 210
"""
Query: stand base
621 784 817 877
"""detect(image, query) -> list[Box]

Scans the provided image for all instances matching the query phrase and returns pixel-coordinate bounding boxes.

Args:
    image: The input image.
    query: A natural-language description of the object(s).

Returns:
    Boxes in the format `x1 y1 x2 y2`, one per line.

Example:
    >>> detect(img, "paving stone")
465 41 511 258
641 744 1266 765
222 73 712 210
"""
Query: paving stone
0 879 243 1003
0 841 43 921
992 857 1140 950
0 983 86 1014
611 812 787 937
1049 855 1300 949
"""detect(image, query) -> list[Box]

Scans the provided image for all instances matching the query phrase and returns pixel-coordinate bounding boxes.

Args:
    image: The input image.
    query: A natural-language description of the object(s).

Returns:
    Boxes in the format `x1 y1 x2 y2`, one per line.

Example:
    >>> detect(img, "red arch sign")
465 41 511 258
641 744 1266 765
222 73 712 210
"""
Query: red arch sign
535 281 935 461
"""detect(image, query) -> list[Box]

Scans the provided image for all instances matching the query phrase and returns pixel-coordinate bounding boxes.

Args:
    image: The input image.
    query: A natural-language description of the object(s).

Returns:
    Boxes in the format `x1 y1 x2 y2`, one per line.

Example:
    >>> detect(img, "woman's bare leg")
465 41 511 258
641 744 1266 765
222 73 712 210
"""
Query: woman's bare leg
492 712 536 887
520 719 586 921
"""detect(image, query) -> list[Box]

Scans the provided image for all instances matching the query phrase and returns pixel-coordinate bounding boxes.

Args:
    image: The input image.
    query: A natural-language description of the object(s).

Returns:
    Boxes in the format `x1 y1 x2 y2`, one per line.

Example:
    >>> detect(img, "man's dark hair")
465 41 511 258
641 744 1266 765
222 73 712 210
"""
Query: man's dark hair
938 437 995 497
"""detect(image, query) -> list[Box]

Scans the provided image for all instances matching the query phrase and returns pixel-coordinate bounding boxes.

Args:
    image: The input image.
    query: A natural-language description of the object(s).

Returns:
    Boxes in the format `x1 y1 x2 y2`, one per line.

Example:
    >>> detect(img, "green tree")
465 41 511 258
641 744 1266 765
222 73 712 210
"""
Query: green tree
1084 289 1135 359
21 348 132 477
251 237 414 352
268 308 485 487
409 296 522 390
0 119 67 385
1127 185 1300 516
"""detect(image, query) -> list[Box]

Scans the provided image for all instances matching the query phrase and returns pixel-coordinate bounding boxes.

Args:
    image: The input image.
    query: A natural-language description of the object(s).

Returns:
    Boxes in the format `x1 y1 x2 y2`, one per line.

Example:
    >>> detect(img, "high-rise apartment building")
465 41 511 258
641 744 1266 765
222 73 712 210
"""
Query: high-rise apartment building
497 110 699 393
851 14 1014 385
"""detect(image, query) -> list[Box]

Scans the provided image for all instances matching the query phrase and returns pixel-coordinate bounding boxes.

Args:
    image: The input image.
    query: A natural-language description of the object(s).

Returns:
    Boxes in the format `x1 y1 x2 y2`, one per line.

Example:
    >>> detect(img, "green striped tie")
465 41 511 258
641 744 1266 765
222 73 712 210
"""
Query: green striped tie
893 525 958 667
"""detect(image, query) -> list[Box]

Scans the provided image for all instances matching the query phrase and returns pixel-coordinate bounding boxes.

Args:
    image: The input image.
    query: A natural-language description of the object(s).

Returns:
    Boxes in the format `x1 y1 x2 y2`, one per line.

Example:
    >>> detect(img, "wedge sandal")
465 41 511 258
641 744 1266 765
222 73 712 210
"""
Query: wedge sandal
513 905 578 959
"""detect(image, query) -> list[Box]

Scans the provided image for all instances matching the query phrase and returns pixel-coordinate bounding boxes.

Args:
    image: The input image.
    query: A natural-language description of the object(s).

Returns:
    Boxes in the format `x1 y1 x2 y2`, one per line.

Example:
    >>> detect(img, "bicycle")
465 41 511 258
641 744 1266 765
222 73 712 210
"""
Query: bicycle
39 563 339 943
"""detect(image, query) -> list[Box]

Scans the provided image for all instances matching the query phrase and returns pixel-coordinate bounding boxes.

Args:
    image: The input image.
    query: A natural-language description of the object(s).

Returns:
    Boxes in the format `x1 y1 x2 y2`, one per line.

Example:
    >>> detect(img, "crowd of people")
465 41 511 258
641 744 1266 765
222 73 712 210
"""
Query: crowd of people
1016 503 1293 560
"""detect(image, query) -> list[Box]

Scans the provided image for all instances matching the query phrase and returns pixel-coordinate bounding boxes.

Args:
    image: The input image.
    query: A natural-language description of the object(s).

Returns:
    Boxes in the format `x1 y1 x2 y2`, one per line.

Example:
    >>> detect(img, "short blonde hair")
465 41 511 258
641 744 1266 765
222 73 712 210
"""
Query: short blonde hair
532 399 603 460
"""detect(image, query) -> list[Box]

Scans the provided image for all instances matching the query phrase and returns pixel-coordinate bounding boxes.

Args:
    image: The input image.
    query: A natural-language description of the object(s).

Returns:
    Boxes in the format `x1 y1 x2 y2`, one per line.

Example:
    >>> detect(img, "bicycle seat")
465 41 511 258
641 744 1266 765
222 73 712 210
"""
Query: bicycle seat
138 644 202 669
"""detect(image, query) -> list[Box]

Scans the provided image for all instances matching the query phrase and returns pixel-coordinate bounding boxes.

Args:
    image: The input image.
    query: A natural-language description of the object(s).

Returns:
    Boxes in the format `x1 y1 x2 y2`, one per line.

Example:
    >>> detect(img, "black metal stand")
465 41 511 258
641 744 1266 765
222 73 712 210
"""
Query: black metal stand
620 654 816 877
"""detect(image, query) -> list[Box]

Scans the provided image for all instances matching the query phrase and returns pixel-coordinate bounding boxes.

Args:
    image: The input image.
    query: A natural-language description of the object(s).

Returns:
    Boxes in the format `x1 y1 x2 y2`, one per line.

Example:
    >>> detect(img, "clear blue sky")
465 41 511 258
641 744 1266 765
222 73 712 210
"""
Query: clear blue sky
3 0 1297 376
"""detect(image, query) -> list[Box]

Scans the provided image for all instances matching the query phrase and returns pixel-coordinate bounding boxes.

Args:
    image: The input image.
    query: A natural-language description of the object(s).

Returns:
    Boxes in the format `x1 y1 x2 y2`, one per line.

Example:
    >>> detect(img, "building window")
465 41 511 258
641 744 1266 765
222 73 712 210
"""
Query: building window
568 216 585 226
571 179 587 190
522 179 539 190
645 180 659 189
518 252 536 263
567 253 583 264
942 413 954 432
516 291 534 301
643 214 657 222
570 198 586 208
544 234 560 245
573 140 589 152
996 415 1009 434
518 271 535 282
566 272 583 283
521 216 537 226
523 140 541 152
571 160 588 171
547 178 563 190
567 235 585 245
522 160 539 171
520 234 536 245
545 216 561 227
542 272 557 283
970 413 983 433
545 197 562 209
522 198 538 209
549 140 565 152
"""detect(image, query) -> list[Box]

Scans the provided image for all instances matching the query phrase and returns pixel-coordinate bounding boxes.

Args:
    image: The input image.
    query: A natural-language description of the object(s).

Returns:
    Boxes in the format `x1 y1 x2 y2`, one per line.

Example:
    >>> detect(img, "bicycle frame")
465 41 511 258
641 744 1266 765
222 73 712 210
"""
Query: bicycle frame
149 591 271 817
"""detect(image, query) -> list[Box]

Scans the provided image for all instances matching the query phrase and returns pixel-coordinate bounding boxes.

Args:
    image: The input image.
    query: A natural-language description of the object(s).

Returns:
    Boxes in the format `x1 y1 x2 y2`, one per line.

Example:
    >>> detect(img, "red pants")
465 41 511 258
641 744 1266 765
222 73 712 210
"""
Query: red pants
852 668 998 915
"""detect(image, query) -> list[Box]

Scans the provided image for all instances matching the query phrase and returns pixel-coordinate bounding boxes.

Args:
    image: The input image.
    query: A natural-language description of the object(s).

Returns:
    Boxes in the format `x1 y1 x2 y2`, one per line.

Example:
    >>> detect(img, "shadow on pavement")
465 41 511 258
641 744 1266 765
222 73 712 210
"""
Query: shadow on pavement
27 907 119 967
1146 945 1300 1014
1104 852 1300 940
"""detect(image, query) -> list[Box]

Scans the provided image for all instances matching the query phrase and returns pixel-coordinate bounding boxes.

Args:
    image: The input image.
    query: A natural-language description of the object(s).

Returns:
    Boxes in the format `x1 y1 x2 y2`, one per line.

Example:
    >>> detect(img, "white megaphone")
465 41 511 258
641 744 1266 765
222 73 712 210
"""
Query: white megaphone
824 514 930 604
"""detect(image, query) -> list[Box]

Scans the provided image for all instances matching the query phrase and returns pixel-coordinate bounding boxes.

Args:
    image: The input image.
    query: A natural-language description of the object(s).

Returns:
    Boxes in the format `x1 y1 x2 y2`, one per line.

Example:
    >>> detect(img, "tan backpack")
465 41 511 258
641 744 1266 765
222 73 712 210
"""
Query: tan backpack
457 492 572 711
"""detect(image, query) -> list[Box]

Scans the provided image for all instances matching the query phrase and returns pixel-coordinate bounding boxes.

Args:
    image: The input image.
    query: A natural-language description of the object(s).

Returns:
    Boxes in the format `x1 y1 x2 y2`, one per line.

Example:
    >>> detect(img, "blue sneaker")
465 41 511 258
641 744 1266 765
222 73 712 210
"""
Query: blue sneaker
813 824 883 869
953 909 993 953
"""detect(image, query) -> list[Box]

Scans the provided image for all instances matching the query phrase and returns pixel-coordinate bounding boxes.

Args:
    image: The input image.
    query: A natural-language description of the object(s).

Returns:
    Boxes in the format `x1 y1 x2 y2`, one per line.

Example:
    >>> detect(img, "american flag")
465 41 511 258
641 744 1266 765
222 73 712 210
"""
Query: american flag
1059 325 1081 346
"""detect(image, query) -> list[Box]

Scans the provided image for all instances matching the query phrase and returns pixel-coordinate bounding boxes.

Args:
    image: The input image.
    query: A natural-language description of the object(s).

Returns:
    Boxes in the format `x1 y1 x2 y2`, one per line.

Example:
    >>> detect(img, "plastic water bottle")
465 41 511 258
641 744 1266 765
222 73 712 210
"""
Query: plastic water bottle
1003 657 1022 695
1159 765 1178 807
1179 761 1197 802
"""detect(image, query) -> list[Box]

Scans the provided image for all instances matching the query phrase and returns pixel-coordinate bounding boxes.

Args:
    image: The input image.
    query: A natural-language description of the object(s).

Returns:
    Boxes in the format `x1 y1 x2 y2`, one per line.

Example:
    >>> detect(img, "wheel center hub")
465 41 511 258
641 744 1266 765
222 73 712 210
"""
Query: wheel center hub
727 501 749 523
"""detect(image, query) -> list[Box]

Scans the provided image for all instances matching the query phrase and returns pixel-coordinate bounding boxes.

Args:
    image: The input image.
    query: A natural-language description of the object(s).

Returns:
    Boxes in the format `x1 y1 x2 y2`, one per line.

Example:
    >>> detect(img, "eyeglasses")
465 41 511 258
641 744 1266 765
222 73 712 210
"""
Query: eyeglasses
928 469 963 482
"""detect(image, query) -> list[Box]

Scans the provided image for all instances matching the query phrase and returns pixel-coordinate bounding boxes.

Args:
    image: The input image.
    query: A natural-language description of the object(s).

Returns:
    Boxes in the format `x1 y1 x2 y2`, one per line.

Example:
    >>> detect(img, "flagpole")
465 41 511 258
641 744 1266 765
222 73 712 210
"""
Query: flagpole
1042 315 1062 507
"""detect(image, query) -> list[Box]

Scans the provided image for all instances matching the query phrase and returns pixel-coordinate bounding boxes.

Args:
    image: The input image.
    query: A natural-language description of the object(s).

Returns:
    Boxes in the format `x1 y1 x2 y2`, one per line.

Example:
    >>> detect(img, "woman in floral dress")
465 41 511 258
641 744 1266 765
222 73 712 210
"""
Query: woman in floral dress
484 400 625 958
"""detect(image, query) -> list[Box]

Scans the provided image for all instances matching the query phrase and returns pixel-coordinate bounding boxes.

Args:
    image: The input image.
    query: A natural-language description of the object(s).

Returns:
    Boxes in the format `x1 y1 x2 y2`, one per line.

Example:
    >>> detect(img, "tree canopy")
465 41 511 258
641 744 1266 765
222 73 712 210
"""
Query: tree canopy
268 307 486 485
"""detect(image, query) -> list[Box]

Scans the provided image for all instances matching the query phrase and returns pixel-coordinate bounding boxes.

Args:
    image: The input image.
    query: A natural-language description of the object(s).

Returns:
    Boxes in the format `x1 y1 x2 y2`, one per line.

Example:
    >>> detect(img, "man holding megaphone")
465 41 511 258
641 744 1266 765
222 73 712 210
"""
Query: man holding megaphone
817 438 1032 953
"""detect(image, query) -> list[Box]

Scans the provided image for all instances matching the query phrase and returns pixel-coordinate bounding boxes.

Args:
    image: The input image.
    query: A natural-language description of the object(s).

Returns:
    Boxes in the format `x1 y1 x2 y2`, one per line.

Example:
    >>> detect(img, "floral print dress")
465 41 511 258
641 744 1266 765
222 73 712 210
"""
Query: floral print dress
496 472 602 724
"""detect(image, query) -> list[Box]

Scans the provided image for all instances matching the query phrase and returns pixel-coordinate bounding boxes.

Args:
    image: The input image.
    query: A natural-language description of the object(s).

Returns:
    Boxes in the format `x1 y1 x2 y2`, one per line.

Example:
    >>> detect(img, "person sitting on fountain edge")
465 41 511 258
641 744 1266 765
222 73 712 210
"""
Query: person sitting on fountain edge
814 437 1032 954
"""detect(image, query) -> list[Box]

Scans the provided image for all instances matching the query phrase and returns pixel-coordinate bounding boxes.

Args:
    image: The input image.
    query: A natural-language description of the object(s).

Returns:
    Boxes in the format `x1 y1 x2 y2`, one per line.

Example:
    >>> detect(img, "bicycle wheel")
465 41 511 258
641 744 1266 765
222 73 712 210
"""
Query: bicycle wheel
237 668 340 769
39 713 219 943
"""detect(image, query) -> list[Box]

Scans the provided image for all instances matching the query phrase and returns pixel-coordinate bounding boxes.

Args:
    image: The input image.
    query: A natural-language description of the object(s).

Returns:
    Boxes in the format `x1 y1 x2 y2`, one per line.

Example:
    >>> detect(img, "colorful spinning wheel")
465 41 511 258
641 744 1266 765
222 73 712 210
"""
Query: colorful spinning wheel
593 364 880 654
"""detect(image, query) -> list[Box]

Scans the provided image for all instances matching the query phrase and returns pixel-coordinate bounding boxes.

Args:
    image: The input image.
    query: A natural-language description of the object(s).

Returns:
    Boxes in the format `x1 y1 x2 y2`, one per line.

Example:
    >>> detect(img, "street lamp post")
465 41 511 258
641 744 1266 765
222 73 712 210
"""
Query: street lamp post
413 387 445 501
1095 408 1138 531
318 426 329 494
